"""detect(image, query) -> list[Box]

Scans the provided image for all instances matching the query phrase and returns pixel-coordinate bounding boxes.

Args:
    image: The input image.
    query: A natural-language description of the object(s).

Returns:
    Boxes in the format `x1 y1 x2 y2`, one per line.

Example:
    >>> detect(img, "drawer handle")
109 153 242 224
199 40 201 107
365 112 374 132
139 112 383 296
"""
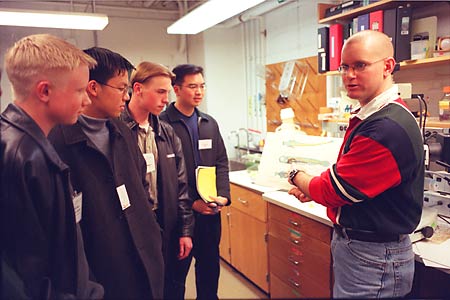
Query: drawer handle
290 238 300 245
289 219 299 227
288 278 300 288
288 256 299 266
237 197 248 205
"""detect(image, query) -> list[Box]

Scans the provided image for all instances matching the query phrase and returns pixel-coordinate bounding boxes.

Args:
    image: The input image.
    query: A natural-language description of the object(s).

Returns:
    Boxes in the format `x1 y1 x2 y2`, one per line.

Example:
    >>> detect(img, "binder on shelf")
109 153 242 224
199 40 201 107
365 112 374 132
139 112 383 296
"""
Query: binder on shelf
325 4 342 18
318 26 329 73
396 5 413 62
329 23 343 71
383 8 397 57
369 10 383 32
352 17 359 35
343 21 353 42
358 13 369 32
341 0 363 13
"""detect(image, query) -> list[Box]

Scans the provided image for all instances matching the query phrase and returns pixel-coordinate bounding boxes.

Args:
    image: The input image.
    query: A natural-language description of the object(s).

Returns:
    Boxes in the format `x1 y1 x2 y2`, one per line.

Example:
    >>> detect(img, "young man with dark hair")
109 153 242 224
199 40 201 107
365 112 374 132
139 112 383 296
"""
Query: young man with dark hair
160 64 230 300
49 47 164 300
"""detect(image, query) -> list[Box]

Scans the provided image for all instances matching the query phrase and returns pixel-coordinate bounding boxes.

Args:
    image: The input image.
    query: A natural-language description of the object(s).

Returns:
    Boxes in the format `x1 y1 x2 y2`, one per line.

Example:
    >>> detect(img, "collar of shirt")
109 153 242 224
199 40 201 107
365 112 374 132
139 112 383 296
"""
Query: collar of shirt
350 85 399 121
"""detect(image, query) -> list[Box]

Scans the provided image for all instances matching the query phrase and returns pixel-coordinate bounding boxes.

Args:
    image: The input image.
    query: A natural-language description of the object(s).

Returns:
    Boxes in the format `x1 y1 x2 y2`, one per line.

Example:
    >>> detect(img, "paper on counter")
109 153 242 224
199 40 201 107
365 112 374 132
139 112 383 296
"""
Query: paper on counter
414 239 450 269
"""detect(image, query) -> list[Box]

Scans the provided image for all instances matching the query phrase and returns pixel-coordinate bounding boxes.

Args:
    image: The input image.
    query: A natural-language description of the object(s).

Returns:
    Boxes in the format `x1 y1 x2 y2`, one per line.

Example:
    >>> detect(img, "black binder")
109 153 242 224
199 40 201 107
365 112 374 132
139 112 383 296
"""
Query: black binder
395 5 412 62
383 8 397 59
318 26 330 73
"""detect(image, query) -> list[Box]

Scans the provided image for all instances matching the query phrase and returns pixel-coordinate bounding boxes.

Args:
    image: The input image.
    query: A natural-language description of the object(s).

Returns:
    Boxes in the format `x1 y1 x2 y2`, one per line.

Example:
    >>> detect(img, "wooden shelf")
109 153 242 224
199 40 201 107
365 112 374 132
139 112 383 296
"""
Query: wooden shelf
320 56 450 76
318 0 442 24
399 55 450 70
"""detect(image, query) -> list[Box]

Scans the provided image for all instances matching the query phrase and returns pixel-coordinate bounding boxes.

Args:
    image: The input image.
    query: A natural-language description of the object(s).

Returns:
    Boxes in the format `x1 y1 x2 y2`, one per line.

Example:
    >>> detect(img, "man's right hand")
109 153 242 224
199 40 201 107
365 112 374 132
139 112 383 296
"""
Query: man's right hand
192 199 223 215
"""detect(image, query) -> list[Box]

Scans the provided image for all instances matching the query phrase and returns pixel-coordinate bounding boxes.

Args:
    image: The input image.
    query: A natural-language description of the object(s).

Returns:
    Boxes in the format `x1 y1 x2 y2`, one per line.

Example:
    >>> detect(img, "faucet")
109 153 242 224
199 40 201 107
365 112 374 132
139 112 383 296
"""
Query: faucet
238 128 250 155
229 130 241 160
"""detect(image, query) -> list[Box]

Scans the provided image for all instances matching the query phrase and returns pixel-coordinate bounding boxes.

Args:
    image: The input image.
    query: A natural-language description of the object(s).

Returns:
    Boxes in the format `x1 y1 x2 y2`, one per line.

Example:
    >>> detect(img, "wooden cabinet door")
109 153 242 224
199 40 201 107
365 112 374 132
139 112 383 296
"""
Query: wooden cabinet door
219 206 231 263
229 207 269 292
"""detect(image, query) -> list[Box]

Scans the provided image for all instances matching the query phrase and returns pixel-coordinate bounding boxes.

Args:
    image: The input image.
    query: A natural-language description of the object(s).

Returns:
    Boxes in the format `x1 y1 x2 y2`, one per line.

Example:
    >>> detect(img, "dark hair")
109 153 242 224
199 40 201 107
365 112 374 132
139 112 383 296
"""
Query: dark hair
83 47 134 84
172 64 204 86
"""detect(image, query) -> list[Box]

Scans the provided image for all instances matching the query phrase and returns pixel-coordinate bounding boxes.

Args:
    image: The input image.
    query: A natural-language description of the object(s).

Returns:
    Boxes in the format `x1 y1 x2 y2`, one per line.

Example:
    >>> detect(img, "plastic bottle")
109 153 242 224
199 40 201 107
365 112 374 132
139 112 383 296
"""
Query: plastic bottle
439 86 450 121
275 108 306 135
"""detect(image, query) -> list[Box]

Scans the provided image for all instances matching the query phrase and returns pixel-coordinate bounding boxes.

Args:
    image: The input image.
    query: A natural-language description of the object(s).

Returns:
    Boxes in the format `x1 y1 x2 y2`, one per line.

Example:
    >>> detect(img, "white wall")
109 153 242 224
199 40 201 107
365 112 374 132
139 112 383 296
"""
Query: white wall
0 3 181 111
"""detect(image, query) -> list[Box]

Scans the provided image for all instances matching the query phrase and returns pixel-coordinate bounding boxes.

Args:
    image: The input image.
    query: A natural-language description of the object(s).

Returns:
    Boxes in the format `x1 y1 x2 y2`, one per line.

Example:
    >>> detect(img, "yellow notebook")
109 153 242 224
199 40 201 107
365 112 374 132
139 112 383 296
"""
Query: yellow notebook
196 166 217 203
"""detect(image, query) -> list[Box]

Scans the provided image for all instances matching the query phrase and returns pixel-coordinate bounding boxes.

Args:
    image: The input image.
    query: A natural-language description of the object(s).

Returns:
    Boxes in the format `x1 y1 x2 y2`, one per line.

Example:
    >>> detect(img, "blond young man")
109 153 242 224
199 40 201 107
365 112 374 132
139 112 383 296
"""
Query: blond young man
119 61 194 299
1 34 103 299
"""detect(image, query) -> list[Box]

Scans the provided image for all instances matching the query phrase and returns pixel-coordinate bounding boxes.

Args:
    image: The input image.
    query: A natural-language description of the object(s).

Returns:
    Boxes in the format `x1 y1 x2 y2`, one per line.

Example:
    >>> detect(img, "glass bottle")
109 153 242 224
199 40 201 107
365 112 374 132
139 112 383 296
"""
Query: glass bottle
439 86 450 121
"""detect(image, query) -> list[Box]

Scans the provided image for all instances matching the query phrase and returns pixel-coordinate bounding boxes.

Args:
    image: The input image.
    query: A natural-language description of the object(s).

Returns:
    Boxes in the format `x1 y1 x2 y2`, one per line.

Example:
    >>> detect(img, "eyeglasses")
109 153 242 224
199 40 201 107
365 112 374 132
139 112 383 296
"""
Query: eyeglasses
181 83 206 91
338 57 387 74
97 81 131 95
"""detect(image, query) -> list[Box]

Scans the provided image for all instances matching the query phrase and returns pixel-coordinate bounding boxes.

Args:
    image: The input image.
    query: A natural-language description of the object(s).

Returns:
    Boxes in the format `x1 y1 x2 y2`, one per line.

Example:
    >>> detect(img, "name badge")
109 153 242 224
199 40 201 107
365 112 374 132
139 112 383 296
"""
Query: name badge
116 184 131 210
72 191 82 223
166 153 175 158
199 139 212 150
143 153 156 173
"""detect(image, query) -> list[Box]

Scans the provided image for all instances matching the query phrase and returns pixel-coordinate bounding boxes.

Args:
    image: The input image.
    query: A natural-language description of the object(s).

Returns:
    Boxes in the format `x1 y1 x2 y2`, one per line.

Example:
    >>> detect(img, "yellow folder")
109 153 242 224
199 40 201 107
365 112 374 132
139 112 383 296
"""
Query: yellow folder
196 166 217 203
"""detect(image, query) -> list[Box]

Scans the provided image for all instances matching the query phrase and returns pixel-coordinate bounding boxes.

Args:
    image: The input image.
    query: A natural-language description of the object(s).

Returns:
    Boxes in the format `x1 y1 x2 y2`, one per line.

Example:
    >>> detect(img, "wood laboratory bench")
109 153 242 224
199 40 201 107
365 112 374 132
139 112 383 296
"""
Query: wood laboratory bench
225 170 450 299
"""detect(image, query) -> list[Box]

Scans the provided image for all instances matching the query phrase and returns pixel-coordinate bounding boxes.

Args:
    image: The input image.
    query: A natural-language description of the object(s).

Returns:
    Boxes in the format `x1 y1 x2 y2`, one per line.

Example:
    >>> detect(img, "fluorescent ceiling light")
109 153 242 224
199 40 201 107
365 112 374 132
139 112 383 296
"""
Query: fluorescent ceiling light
167 0 264 34
0 8 109 30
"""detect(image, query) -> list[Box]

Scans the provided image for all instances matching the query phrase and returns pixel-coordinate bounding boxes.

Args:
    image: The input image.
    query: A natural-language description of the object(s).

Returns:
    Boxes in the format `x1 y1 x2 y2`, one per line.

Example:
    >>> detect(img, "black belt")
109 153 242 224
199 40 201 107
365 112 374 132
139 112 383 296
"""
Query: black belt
333 224 404 243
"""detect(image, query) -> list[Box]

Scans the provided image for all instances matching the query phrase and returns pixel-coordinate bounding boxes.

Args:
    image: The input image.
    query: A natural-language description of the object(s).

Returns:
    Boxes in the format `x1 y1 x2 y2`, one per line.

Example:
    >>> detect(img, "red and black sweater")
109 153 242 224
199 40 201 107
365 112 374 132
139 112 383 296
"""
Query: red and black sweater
309 99 424 234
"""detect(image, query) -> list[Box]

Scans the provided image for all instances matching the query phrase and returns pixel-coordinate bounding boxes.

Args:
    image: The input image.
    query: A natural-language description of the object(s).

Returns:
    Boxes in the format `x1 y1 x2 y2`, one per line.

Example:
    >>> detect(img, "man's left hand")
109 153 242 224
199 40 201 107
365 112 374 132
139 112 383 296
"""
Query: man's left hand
178 236 193 260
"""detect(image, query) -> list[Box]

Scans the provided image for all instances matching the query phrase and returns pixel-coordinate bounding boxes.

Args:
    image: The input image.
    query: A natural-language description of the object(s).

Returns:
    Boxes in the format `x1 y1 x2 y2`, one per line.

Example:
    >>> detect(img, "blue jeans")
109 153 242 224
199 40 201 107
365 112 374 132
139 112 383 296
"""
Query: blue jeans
331 231 414 298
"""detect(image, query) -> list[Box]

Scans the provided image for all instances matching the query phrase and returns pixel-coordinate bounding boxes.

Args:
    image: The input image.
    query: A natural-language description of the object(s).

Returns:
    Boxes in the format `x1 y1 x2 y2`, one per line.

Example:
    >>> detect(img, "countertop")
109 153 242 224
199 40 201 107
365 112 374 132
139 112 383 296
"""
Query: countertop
229 170 278 194
229 170 331 226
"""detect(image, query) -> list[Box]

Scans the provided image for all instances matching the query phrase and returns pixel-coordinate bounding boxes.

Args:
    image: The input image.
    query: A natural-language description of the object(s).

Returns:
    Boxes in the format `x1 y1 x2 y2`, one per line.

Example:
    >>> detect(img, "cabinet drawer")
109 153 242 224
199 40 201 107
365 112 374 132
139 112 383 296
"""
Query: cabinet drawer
269 218 331 251
269 203 331 243
269 235 331 283
270 272 303 299
230 183 267 222
270 255 331 298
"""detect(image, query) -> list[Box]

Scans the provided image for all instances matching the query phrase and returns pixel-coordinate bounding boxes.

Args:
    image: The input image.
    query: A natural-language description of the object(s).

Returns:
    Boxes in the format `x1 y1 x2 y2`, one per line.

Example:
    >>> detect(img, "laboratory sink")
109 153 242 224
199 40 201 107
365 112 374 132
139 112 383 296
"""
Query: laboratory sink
229 160 247 171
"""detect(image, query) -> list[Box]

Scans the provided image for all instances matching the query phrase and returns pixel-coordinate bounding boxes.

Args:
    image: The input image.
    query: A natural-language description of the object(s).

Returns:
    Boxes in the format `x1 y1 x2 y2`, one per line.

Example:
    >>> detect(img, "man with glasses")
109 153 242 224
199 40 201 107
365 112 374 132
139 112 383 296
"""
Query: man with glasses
49 47 164 299
160 64 230 300
287 30 423 298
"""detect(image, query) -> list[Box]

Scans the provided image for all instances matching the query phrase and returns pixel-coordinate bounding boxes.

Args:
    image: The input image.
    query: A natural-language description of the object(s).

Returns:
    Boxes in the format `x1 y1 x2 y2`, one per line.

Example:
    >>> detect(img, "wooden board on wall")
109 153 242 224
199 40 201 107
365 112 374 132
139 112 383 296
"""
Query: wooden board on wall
265 56 326 136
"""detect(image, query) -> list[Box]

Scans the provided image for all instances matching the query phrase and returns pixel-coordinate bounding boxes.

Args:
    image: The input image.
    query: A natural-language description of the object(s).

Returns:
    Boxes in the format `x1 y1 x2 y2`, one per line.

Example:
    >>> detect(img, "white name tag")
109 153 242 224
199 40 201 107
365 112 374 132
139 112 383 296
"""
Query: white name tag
199 139 212 150
166 153 175 158
116 184 131 210
72 192 82 223
143 153 156 173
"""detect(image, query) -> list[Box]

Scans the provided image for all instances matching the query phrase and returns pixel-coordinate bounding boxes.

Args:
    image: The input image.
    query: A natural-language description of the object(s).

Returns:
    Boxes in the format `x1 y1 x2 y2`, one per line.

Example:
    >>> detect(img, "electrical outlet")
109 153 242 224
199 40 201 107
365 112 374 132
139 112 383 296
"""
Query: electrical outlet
395 83 412 99
424 190 450 216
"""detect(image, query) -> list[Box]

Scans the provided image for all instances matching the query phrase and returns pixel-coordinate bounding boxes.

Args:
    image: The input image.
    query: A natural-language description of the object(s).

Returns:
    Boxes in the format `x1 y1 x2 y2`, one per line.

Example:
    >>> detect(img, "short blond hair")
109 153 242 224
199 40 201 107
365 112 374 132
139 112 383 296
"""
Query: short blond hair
131 61 174 86
4 34 97 100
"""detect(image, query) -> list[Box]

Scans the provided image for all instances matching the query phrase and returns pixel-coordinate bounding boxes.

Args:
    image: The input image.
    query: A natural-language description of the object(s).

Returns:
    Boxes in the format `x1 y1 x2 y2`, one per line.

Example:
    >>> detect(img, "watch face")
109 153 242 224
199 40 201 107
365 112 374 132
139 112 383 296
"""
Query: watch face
289 169 299 181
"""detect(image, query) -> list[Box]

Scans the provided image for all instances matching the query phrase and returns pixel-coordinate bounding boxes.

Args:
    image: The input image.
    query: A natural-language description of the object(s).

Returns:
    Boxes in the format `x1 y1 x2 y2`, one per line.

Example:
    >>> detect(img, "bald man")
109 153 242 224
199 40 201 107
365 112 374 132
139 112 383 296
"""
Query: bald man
288 30 424 298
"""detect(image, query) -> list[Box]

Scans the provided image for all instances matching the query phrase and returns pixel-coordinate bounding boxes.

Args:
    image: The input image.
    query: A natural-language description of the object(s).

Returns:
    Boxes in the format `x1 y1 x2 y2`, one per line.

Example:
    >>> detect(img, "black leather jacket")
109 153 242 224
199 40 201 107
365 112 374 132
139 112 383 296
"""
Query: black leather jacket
120 105 194 256
160 103 231 205
1 104 103 299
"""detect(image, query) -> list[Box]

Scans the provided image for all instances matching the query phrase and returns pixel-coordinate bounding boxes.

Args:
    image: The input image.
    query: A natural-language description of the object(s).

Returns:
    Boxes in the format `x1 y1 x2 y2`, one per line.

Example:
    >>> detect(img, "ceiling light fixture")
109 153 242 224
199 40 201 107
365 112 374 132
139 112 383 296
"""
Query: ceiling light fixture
0 8 109 31
167 0 265 35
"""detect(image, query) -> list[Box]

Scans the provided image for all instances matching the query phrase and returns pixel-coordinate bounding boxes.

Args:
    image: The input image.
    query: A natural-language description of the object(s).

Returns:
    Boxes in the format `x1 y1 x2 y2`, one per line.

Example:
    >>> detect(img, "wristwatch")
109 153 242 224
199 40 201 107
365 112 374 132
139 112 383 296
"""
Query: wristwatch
289 168 300 183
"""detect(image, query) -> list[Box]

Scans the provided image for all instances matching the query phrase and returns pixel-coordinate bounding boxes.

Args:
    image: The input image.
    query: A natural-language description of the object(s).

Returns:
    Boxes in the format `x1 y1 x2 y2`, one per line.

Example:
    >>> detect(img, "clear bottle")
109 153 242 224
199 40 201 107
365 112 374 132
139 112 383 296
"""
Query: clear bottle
439 86 450 121
276 108 305 134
